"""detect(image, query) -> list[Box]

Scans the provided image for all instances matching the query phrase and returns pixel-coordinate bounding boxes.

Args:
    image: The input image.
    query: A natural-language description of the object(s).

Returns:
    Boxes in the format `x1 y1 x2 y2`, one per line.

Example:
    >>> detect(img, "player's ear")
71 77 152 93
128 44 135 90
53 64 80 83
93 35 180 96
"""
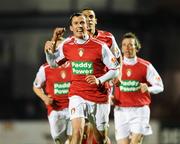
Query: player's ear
95 18 97 25
70 25 73 32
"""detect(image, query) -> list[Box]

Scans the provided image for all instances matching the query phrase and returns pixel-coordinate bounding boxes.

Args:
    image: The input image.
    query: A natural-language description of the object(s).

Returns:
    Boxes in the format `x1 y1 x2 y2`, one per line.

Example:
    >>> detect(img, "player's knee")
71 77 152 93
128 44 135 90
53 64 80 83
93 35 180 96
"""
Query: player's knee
54 137 62 144
72 127 84 138
130 136 143 144
95 135 109 144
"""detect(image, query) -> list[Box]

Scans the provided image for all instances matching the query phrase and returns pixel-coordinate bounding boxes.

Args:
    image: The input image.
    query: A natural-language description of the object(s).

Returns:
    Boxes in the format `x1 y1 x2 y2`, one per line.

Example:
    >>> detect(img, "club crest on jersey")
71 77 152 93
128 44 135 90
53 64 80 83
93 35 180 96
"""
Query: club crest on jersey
126 69 132 77
60 70 66 79
78 48 84 57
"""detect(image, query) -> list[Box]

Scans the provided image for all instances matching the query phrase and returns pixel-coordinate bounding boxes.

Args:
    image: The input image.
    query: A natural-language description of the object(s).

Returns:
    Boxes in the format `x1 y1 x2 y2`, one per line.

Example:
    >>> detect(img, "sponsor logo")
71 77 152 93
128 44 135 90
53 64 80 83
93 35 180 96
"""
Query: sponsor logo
156 76 161 81
111 57 116 63
71 61 93 75
120 80 140 92
111 57 119 66
54 82 70 95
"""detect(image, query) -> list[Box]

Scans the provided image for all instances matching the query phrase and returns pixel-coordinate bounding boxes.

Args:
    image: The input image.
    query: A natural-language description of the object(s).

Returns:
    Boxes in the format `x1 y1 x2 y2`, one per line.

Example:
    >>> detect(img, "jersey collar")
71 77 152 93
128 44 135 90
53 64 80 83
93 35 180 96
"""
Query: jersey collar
123 56 137 65
74 34 89 44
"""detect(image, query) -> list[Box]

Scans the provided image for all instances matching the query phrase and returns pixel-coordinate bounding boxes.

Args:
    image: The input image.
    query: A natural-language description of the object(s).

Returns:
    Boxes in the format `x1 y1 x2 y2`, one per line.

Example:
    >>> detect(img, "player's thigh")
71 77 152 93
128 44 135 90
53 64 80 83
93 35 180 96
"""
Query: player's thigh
117 138 129 144
95 103 110 132
69 95 87 120
130 106 152 135
114 107 130 141
48 110 67 139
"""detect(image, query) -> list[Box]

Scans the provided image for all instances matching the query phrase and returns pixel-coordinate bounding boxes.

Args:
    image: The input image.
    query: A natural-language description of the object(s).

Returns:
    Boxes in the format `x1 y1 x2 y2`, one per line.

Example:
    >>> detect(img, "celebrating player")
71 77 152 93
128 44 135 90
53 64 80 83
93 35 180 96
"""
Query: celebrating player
45 12 120 144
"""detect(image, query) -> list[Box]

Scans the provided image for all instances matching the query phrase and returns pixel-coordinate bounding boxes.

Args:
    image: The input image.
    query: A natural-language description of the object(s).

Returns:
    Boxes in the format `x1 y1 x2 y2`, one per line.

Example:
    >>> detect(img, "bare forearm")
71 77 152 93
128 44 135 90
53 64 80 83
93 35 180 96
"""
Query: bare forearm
33 86 47 101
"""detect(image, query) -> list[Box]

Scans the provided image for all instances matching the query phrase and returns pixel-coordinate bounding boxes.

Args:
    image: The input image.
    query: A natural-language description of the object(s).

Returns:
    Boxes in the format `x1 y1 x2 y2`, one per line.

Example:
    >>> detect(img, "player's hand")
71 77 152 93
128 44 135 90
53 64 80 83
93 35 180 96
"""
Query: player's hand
43 95 53 106
110 95 117 105
44 40 55 53
51 27 65 41
85 75 100 85
140 83 148 93
112 77 121 86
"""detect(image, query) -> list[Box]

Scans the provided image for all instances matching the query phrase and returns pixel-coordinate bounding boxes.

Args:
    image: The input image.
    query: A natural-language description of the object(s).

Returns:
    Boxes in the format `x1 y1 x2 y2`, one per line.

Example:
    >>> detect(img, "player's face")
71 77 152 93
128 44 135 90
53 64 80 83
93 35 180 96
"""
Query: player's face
82 10 97 31
70 15 88 39
122 38 137 58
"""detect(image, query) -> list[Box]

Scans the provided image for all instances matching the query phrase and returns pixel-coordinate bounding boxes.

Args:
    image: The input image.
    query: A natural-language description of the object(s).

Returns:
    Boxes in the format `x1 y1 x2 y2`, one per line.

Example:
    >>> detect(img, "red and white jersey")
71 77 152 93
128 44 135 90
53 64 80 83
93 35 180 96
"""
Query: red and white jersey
114 56 164 107
56 36 119 103
33 61 72 115
95 30 121 58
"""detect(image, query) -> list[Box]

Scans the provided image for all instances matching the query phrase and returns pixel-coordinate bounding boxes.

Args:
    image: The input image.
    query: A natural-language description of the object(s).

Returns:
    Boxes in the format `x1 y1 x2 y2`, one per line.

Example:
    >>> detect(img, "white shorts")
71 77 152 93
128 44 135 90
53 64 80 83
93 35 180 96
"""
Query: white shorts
114 105 152 140
69 95 110 131
48 108 72 143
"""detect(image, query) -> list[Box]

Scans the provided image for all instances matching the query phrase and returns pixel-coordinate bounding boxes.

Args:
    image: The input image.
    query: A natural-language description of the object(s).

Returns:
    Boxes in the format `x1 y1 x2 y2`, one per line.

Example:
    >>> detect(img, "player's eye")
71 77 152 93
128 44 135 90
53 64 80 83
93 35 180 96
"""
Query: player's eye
89 15 94 19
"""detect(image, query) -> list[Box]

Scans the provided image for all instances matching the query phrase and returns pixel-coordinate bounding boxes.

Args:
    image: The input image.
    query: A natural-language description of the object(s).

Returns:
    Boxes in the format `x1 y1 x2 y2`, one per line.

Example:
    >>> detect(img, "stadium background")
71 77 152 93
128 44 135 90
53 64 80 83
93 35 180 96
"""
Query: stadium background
0 0 180 143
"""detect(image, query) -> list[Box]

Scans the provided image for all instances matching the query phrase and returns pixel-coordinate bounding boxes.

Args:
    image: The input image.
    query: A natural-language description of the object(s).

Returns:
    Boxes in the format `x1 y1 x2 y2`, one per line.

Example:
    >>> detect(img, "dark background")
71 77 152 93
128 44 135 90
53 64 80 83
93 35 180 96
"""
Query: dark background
0 0 180 125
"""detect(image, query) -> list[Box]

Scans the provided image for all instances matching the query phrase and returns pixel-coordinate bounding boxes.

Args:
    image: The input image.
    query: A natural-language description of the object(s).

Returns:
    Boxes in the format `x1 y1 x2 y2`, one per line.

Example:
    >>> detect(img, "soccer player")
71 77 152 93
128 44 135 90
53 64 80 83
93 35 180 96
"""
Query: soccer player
81 8 121 59
81 8 122 144
33 34 72 144
44 12 120 144
113 32 164 144
33 61 72 144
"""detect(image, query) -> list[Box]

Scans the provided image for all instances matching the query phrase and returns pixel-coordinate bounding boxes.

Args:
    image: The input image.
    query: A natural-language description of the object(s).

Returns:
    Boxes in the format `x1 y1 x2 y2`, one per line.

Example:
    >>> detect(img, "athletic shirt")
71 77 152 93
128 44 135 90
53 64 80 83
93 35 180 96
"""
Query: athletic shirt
95 30 121 58
34 61 72 115
56 36 119 103
114 57 163 107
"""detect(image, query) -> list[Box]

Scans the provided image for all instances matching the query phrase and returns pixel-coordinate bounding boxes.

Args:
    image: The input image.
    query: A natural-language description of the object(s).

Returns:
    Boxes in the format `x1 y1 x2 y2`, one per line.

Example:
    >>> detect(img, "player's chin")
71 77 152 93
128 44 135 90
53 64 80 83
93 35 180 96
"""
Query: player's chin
75 33 84 39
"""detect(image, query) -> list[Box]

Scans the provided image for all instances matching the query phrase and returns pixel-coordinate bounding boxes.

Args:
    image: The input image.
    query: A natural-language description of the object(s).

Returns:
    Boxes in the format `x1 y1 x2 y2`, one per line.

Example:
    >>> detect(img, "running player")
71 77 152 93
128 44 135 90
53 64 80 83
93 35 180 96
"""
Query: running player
33 34 72 144
113 32 164 144
81 8 122 144
45 12 120 144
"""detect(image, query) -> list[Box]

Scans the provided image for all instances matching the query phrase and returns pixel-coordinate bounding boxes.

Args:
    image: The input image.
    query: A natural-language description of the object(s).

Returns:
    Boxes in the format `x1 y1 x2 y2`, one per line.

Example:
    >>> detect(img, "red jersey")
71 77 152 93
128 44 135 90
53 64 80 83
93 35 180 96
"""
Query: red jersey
34 61 72 115
61 37 117 103
114 58 151 107
96 30 113 48
95 30 121 58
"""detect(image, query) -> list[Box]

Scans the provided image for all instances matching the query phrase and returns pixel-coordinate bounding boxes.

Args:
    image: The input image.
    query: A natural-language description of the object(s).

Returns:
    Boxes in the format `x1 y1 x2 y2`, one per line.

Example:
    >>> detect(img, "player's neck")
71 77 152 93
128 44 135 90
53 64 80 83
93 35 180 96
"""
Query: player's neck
74 34 89 44
88 28 96 37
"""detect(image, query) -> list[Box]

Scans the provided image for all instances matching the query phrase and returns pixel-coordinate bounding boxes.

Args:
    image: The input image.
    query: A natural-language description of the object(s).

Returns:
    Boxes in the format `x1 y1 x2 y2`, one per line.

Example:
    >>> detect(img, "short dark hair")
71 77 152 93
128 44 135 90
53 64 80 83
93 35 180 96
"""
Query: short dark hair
81 7 94 12
81 8 96 17
69 12 84 26
121 32 141 51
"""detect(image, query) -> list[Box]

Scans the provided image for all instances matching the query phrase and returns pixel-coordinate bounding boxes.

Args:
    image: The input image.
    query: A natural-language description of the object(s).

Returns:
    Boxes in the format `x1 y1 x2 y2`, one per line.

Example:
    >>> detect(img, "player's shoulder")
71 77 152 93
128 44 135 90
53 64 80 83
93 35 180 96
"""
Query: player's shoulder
90 36 107 46
63 35 74 45
137 57 151 66
97 29 113 37
41 63 51 69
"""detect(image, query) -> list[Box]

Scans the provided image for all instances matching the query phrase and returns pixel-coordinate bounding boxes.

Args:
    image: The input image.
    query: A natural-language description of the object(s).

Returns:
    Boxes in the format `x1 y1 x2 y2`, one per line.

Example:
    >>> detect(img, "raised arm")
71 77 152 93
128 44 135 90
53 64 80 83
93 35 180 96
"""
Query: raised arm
44 28 66 67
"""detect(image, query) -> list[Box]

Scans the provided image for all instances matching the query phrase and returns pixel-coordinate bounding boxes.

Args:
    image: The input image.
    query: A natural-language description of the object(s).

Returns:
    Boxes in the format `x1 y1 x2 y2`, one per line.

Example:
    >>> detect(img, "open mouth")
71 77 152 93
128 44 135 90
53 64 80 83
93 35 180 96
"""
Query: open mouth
77 29 83 33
